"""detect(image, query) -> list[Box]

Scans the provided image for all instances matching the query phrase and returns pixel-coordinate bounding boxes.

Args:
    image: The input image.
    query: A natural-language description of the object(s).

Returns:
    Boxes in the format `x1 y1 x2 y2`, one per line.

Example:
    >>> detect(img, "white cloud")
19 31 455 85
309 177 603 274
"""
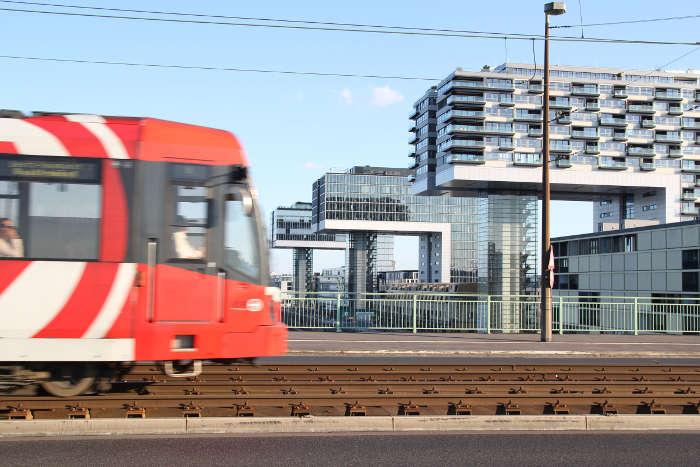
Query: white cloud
371 85 404 107
339 88 353 104
303 161 322 170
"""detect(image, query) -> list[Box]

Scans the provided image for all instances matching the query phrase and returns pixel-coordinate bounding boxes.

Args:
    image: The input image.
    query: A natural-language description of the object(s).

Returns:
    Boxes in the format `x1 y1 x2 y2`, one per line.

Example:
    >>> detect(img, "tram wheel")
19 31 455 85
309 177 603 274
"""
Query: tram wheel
40 365 97 397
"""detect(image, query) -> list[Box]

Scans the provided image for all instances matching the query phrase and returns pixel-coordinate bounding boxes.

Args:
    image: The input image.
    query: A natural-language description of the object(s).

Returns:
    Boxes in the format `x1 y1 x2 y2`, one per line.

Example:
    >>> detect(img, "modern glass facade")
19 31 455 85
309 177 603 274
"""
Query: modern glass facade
410 63 700 232
312 166 539 295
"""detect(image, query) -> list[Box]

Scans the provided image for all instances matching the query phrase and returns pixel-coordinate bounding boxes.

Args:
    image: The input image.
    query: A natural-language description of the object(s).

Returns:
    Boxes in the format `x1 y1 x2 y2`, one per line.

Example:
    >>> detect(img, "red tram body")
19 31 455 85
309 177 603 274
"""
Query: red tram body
0 112 287 394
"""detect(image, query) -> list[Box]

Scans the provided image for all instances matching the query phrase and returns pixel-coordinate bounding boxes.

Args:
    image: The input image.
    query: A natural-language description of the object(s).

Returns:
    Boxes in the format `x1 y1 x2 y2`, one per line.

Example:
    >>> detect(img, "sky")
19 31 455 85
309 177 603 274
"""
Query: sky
1 0 699 273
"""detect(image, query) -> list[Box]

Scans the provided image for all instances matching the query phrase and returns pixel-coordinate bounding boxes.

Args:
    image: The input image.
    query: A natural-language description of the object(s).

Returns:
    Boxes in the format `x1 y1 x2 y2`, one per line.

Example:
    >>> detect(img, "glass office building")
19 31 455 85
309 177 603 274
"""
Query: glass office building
410 63 700 232
312 166 538 297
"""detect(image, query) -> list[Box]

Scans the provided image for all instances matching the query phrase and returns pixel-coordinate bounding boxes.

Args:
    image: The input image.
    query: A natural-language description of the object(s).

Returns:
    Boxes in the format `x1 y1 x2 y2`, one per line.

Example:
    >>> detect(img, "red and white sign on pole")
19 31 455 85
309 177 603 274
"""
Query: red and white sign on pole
547 246 555 289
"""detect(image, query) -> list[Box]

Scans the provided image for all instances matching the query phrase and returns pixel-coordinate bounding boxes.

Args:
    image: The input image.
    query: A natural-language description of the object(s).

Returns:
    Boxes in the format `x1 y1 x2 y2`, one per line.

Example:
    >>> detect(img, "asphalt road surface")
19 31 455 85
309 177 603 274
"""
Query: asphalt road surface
2 432 699 466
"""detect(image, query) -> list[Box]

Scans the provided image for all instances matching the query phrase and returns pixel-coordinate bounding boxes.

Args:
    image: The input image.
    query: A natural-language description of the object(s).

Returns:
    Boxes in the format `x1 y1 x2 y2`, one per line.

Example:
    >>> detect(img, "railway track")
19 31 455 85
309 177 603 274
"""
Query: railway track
4 363 700 419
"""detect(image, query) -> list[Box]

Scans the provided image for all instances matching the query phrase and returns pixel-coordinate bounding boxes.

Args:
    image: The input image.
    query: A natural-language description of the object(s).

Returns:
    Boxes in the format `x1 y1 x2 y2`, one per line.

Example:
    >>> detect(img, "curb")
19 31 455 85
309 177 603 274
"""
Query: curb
3 415 700 437
287 350 700 358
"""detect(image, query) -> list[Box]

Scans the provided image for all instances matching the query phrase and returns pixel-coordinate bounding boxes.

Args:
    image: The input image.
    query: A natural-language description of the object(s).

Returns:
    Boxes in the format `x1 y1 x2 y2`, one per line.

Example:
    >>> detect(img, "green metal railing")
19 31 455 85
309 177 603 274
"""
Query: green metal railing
281 292 700 335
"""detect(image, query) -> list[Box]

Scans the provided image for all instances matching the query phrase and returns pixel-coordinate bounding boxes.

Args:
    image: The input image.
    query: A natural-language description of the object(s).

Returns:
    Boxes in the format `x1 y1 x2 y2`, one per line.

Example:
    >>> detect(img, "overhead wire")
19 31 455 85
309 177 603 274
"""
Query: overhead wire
0 4 697 46
0 54 441 81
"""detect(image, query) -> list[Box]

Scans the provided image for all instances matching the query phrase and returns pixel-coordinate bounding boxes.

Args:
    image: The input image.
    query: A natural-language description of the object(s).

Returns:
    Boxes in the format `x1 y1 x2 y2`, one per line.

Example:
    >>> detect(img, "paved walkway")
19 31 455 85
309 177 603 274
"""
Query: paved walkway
286 331 700 358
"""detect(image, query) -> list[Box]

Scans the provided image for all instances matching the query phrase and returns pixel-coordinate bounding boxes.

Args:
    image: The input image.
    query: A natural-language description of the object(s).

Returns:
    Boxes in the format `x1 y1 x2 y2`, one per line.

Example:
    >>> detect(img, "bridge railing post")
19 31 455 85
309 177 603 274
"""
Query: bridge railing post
412 294 417 334
336 292 342 333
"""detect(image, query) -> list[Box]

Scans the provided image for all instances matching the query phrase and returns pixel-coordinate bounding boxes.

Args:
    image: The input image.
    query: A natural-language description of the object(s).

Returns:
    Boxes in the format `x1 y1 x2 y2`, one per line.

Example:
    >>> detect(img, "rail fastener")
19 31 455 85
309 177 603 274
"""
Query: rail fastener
66 404 90 420
6 404 33 420
447 401 472 415
233 402 255 417
123 402 146 419
344 401 367 416
398 401 421 416
290 402 310 417
180 402 201 418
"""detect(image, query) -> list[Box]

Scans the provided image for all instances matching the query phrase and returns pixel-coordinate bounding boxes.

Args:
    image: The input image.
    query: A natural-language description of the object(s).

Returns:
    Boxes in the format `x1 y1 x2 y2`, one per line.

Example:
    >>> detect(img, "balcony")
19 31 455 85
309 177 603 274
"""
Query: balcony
640 159 656 171
668 105 683 116
498 95 515 107
669 147 683 158
439 109 486 122
627 103 655 114
555 157 572 168
612 88 628 98
585 101 601 111
571 85 600 97
512 153 542 166
641 119 656 129
556 114 572 125
682 160 700 173
585 144 600 155
598 156 627 170
627 146 655 157
682 191 698 201
655 133 682 144
681 202 699 216
446 153 485 164
446 94 486 107
409 121 417 132
528 128 543 137
681 120 700 129
549 99 572 110
409 133 418 144
514 112 542 122
445 79 515 92
549 141 572 153
446 124 513 136
613 132 628 141
655 89 683 101
600 116 628 127
442 139 485 151
499 140 515 151
572 129 599 140
528 82 544 93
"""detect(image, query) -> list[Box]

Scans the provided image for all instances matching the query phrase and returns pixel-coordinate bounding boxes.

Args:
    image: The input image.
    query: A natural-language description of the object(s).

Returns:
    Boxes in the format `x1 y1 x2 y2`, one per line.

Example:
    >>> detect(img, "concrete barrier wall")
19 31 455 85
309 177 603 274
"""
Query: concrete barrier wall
2 415 700 437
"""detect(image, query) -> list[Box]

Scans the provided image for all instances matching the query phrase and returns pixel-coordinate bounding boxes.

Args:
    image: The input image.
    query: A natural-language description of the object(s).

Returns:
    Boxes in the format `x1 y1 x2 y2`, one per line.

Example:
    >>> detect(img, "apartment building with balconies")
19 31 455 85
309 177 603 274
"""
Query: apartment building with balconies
409 63 700 231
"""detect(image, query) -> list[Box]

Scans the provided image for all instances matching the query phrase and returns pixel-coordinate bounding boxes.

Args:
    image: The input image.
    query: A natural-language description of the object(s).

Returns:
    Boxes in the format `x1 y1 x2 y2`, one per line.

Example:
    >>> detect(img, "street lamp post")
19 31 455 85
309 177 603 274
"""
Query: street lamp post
541 2 566 342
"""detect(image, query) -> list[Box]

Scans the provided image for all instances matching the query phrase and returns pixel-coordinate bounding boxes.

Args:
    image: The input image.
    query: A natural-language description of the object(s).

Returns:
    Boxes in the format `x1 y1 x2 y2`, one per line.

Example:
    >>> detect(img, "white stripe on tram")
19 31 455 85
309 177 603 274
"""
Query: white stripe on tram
0 118 70 156
83 263 136 338
65 114 130 159
0 261 86 338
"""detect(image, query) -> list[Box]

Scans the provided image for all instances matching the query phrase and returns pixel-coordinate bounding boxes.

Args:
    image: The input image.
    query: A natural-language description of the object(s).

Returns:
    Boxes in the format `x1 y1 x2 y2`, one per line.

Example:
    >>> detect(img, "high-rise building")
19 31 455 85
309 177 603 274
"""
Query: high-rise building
410 63 700 231
270 202 346 292
311 166 539 302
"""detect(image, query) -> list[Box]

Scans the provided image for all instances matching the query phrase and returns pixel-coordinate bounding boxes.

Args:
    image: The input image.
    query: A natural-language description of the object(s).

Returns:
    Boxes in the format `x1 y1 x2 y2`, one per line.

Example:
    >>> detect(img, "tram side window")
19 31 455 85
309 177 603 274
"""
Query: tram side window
0 180 101 260
224 191 260 280
171 185 207 260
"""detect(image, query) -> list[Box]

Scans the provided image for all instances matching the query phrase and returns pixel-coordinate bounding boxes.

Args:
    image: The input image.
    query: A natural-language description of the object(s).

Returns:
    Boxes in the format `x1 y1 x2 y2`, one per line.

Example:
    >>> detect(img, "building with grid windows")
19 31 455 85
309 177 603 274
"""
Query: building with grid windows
311 166 539 322
410 63 700 232
551 221 700 332
270 202 347 292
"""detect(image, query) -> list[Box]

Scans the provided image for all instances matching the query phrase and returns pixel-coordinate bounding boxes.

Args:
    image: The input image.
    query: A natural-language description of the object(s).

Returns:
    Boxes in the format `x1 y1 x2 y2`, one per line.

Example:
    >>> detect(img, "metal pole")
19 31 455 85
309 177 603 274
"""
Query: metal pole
633 297 639 336
411 294 418 334
540 12 553 342
559 295 564 335
486 295 492 334
336 292 342 332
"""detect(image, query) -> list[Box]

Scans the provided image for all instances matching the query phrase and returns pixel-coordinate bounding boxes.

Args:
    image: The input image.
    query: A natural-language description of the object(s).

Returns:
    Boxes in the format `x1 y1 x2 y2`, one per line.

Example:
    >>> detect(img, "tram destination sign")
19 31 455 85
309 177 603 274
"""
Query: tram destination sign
0 156 101 183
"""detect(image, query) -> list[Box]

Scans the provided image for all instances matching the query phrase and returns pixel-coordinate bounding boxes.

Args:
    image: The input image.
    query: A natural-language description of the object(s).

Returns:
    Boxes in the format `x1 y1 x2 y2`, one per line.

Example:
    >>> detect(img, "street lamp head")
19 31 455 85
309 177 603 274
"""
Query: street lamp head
544 2 567 15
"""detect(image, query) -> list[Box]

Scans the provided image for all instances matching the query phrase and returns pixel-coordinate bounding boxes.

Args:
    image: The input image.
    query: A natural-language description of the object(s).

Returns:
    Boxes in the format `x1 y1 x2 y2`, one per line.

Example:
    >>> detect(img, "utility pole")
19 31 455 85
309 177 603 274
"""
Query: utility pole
541 2 566 342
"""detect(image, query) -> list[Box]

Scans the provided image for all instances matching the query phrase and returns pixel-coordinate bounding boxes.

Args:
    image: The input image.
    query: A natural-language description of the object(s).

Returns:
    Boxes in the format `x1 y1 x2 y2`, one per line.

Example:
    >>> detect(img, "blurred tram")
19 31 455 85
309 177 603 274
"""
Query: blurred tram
0 110 287 396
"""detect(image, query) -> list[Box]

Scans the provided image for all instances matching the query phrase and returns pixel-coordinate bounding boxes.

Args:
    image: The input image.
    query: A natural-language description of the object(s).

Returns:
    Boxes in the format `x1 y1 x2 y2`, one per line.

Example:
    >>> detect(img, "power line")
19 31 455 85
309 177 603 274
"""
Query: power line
553 12 700 29
0 4 698 46
0 54 441 81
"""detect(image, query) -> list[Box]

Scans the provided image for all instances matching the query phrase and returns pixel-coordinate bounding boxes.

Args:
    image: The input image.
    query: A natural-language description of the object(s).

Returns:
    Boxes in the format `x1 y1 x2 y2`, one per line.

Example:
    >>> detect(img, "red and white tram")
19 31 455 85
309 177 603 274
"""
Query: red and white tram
0 111 287 395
